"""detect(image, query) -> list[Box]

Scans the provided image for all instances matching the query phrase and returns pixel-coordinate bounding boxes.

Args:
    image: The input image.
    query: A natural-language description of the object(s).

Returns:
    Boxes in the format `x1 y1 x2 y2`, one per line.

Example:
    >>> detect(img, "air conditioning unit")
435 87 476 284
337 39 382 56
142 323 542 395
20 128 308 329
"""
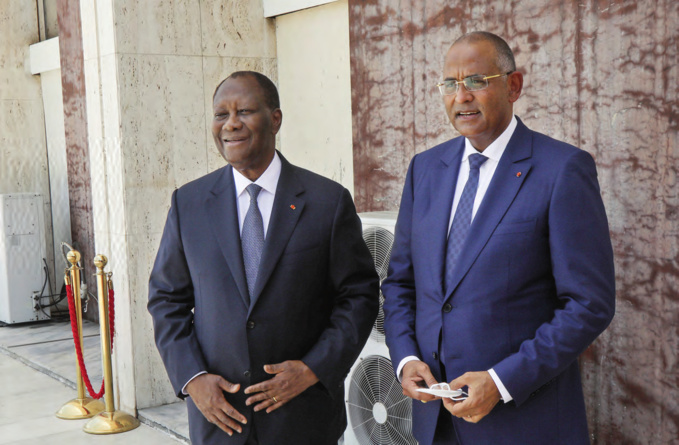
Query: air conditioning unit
343 212 417 445
0 194 50 324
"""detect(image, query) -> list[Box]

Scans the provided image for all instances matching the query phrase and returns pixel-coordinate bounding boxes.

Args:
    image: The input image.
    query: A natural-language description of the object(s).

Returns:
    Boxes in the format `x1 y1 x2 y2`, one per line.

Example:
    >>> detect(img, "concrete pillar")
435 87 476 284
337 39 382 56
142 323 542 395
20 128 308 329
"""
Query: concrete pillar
75 0 277 411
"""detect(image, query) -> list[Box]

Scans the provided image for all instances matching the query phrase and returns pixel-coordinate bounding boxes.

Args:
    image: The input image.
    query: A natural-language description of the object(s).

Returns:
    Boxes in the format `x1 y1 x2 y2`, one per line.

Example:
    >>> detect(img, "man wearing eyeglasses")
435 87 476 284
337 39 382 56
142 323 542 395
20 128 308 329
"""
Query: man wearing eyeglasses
382 31 615 444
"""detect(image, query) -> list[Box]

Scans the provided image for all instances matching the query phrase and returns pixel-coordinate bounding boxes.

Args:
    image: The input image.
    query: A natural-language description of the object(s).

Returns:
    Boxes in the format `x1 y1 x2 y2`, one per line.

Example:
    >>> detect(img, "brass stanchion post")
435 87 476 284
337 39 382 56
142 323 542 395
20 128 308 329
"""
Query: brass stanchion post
83 255 140 434
56 250 105 419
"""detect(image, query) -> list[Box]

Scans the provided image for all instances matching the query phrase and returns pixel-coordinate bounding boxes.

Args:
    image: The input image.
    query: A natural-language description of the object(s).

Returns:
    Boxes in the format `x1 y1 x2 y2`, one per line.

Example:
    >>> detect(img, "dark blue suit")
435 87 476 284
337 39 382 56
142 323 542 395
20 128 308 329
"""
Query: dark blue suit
382 119 615 445
148 153 379 445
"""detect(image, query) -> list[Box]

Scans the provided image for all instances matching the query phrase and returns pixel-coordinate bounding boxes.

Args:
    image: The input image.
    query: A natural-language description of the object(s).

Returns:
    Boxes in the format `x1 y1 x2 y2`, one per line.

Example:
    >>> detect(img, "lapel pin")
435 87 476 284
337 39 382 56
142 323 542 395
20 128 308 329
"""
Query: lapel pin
290 205 296 210
516 172 522 178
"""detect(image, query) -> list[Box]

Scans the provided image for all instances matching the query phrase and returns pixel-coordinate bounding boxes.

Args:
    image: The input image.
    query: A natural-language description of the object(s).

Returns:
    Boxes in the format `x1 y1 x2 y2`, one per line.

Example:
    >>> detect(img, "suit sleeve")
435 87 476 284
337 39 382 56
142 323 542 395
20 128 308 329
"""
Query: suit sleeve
147 189 208 398
301 188 380 391
381 158 423 374
492 150 616 405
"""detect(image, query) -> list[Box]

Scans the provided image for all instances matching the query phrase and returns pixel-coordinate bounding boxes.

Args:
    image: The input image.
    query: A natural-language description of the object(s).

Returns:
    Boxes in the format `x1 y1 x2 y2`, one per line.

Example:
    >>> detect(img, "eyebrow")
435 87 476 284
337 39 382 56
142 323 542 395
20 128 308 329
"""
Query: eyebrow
443 73 482 81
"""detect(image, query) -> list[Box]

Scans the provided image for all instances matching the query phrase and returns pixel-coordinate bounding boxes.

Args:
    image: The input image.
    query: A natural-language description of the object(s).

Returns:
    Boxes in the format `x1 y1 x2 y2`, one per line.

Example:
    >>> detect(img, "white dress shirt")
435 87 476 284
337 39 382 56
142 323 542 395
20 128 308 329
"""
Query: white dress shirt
182 152 282 395
232 152 282 237
396 116 518 403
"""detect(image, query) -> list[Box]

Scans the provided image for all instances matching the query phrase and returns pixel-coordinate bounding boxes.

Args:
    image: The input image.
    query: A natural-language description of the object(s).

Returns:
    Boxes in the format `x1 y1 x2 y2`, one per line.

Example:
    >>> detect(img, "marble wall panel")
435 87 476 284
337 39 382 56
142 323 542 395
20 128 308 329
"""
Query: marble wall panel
117 54 207 198
0 1 42 101
0 100 50 195
349 0 678 443
575 2 679 444
0 1 56 286
125 231 171 408
113 0 202 56
200 0 276 59
104 230 136 411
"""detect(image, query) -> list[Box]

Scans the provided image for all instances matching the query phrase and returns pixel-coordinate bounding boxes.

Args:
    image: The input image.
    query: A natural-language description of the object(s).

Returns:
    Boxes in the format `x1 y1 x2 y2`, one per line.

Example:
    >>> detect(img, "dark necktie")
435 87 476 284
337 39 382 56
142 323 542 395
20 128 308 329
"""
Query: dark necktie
445 153 488 293
242 184 264 304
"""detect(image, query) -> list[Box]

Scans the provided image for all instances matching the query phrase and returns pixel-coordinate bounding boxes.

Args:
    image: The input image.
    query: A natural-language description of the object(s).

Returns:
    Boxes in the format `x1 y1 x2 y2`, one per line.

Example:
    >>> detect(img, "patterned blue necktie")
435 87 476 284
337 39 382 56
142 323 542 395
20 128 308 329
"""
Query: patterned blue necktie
242 184 264 304
445 153 488 293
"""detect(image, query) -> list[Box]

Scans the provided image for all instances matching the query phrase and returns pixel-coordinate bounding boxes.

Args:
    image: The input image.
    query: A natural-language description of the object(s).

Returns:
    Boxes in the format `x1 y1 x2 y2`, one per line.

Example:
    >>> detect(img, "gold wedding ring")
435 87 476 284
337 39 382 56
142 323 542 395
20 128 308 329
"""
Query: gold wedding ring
272 396 278 403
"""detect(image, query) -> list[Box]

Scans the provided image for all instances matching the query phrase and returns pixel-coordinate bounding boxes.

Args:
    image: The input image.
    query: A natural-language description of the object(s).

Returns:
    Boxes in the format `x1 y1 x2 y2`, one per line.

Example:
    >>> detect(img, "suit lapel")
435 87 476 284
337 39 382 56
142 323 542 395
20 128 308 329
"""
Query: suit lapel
249 154 305 312
445 119 533 299
206 166 250 308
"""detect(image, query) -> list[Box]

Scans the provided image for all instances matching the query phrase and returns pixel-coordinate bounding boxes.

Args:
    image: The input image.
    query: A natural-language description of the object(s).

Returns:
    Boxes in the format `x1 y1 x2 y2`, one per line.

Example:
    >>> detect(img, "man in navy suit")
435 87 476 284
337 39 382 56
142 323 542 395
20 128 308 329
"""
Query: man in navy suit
148 71 379 445
382 32 615 444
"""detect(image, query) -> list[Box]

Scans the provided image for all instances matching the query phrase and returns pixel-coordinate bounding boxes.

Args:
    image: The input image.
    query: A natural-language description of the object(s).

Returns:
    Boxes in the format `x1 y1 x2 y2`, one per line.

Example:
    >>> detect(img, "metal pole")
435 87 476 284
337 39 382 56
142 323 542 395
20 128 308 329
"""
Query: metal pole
55 250 104 419
83 255 139 434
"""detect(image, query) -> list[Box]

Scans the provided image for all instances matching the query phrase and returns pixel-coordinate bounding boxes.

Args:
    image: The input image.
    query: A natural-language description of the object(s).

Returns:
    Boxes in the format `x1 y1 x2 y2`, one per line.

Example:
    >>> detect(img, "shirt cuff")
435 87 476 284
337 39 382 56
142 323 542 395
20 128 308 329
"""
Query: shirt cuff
182 371 208 396
488 368 513 403
396 356 421 382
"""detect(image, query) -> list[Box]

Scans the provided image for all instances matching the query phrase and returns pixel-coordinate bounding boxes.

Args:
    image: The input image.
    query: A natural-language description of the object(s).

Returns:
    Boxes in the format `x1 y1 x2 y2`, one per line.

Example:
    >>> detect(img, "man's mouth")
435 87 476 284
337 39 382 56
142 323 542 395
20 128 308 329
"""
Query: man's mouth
456 111 480 118
225 136 248 143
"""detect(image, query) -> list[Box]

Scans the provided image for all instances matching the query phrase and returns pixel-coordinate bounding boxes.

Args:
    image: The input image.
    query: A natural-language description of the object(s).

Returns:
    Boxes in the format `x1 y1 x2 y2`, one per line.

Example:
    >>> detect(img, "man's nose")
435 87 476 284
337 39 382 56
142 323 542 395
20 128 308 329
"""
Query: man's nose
224 113 242 131
454 86 474 103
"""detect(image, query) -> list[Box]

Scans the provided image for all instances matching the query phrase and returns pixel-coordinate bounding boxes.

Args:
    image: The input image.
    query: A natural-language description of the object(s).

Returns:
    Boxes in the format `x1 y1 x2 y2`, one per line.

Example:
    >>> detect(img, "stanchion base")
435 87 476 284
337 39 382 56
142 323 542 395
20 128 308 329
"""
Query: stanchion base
56 397 105 419
83 410 140 435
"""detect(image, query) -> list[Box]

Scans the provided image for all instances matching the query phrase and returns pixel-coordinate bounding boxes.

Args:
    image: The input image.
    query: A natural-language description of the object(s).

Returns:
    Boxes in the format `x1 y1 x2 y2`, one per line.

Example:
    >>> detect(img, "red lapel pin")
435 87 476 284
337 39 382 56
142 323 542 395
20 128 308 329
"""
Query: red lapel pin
290 205 296 210
516 172 522 178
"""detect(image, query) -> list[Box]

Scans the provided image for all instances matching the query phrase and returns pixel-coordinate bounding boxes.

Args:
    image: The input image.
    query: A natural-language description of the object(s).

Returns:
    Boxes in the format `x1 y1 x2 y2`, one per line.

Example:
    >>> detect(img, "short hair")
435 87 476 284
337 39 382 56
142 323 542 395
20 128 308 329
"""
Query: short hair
453 31 516 73
212 71 280 110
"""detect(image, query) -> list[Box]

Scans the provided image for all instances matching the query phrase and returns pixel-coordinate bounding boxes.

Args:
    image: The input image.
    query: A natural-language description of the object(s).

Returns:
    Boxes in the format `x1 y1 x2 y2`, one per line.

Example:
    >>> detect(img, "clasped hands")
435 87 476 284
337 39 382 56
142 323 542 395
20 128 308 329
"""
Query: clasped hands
401 360 501 424
185 360 319 436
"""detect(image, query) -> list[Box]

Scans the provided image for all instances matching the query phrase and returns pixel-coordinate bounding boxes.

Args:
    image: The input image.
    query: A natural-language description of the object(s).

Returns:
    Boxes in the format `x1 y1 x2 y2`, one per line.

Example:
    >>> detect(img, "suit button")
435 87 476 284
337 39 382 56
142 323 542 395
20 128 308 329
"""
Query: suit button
432 352 438 360
443 303 452 313
247 320 255 329
243 370 251 377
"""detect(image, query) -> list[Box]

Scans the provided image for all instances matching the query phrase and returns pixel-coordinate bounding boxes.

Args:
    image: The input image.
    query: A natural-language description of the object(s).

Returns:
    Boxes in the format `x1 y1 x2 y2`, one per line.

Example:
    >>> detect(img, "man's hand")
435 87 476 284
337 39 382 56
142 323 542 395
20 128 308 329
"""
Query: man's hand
185 373 247 436
442 371 501 423
401 360 440 402
244 360 319 413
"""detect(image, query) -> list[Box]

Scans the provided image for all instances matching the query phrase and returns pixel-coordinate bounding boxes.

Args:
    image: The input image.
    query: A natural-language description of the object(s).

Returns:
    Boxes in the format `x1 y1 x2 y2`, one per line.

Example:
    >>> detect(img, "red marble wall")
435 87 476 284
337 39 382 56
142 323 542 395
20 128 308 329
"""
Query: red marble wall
349 0 678 443
56 0 98 321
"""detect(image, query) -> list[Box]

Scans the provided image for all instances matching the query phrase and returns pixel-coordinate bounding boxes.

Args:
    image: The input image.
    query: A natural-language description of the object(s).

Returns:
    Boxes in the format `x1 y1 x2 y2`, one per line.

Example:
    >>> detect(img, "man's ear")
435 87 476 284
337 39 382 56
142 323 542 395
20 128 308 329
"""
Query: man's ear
272 109 283 134
507 71 523 103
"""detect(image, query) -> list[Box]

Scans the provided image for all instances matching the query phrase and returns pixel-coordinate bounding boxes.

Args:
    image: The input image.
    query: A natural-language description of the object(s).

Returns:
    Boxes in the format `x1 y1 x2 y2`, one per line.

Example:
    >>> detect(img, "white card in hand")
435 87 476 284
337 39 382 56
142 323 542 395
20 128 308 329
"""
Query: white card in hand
416 384 468 400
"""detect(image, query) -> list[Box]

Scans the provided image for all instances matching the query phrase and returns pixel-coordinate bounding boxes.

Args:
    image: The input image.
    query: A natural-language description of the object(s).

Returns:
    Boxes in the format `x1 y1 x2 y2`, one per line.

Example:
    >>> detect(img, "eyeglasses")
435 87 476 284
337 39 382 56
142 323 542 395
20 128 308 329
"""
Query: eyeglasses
436 72 513 96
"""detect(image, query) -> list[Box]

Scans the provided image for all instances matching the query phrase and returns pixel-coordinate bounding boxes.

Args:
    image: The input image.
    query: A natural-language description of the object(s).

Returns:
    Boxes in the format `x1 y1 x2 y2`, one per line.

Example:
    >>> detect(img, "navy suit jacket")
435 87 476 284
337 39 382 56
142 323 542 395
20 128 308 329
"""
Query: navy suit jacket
148 153 379 445
382 119 615 445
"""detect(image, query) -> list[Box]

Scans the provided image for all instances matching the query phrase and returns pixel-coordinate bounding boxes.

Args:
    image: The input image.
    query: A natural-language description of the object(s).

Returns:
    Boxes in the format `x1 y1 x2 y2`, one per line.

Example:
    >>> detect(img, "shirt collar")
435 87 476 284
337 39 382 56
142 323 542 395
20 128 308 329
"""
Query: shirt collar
232 151 282 197
463 115 518 162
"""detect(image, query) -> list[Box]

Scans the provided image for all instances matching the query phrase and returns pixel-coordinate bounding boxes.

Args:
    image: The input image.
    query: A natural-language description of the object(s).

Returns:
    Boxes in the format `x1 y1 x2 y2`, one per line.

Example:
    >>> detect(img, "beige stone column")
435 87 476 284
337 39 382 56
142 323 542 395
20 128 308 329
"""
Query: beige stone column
77 0 276 411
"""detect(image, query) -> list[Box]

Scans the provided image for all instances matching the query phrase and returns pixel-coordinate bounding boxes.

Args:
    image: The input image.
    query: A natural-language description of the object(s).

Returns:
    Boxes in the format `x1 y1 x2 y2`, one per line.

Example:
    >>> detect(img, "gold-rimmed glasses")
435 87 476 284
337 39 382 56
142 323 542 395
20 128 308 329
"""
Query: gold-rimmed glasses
436 72 513 96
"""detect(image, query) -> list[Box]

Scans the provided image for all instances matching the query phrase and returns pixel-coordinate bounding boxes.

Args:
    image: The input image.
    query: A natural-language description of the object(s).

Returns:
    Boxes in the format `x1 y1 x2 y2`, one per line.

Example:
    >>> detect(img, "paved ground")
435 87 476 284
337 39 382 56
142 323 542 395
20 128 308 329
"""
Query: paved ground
0 351 185 444
0 320 188 444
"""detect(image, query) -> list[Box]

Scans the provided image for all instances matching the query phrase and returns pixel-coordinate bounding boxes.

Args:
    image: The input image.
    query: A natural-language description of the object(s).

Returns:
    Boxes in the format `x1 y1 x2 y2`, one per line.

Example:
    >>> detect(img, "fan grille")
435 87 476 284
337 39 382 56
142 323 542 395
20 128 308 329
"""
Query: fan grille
346 355 416 445
362 227 394 343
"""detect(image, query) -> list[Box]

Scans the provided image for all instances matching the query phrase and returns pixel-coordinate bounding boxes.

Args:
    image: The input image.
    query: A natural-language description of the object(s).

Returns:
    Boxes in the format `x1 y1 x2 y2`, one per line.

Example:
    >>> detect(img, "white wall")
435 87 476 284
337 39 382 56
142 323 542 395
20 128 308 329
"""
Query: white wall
276 0 355 194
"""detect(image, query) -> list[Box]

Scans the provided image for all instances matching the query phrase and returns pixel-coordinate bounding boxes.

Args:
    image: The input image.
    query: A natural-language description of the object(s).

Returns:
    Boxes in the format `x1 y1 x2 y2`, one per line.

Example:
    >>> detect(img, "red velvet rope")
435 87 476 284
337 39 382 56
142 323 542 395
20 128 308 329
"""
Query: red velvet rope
65 281 115 399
